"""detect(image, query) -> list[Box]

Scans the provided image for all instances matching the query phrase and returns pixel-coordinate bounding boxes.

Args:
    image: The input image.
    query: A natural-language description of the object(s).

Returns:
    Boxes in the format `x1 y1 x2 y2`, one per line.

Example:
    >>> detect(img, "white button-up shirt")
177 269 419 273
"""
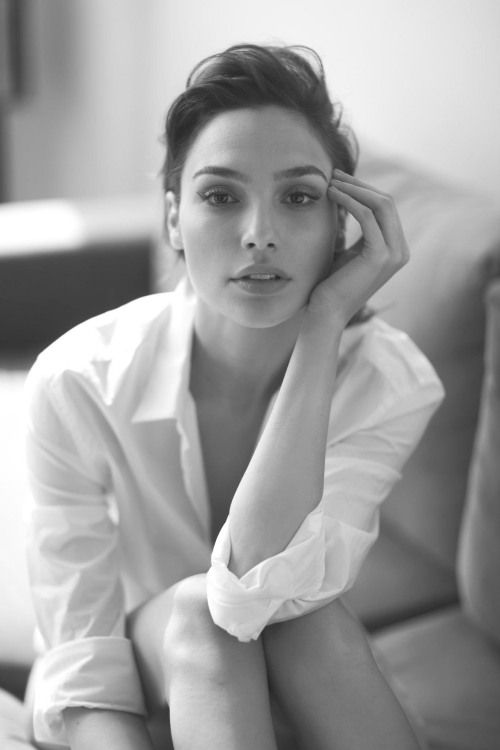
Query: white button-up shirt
24 279 444 746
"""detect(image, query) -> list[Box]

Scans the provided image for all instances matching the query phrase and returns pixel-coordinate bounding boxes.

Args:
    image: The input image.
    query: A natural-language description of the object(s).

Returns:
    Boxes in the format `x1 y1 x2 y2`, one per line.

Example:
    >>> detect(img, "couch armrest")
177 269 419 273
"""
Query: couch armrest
0 196 159 350
458 278 500 647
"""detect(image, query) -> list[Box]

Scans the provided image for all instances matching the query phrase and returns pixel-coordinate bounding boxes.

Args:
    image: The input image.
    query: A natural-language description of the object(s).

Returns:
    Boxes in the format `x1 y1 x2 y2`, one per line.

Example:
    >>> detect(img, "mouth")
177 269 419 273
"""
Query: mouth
232 265 290 281
231 266 290 295
238 272 282 281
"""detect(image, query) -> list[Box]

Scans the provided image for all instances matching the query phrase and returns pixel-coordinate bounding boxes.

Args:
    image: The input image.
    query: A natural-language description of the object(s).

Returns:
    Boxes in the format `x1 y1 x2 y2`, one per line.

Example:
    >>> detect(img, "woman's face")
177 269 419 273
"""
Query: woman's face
167 105 340 330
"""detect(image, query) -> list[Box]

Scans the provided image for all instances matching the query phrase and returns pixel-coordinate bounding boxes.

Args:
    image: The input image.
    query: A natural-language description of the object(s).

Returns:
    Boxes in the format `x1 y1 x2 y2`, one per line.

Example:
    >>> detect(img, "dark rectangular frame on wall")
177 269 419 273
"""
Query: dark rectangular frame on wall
0 0 27 104
0 0 29 201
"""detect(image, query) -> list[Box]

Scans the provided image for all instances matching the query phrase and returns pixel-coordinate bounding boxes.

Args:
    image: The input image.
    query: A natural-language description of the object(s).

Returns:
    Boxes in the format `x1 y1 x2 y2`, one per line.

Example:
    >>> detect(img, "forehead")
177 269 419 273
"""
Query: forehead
183 105 331 176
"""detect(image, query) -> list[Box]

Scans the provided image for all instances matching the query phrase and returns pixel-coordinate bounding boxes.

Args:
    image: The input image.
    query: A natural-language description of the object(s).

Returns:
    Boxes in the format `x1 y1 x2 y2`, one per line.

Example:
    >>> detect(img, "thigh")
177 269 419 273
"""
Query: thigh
265 597 372 667
262 598 375 718
270 692 301 750
263 600 421 750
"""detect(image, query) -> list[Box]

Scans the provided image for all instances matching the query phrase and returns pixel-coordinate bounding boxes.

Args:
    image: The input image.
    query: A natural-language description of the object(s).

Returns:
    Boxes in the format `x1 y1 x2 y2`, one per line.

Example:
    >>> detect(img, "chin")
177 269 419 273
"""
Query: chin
227 297 306 330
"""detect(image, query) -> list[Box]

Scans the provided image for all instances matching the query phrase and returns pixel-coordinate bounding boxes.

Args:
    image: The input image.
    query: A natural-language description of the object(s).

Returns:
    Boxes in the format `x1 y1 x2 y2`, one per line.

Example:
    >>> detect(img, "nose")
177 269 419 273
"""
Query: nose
240 202 277 252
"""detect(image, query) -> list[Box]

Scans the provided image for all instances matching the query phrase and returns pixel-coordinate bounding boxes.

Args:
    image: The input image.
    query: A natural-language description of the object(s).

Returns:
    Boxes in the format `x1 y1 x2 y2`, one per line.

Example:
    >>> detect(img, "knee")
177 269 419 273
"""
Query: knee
162 574 231 677
163 575 266 691
164 574 215 655
128 573 233 707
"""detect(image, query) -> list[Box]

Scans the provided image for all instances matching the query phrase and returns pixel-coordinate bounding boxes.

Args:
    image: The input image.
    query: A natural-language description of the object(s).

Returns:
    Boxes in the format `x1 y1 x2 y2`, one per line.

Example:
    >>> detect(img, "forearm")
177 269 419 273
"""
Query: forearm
64 707 154 750
228 310 343 577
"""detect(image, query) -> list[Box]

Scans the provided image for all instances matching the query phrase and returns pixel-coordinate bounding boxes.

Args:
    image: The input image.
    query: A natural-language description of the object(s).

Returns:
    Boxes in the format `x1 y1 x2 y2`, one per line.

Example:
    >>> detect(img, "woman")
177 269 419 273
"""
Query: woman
25 44 444 749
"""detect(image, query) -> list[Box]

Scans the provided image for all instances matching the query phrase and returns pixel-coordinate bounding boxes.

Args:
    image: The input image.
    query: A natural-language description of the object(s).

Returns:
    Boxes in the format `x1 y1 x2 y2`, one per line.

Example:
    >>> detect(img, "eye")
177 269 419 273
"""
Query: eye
284 189 321 206
198 187 239 206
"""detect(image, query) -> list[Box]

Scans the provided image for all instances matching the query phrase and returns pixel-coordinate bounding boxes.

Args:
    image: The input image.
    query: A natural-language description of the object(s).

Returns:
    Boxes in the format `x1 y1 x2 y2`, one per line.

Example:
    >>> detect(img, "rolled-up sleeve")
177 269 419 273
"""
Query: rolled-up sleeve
31 637 146 745
24 359 146 746
207 326 445 642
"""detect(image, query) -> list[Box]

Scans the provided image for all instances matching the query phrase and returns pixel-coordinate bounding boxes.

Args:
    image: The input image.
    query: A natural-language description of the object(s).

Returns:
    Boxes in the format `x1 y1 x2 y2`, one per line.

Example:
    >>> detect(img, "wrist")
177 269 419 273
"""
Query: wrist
299 305 345 349
281 308 343 399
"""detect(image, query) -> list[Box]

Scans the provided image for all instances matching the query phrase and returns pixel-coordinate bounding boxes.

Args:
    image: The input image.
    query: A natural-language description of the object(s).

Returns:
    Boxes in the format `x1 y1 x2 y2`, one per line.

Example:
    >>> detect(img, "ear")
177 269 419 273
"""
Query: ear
165 191 183 250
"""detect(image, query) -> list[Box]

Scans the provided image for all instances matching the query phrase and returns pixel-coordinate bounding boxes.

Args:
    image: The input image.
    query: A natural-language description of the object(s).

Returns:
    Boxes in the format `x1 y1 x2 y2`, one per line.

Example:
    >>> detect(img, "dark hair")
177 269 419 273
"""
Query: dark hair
162 43 358 196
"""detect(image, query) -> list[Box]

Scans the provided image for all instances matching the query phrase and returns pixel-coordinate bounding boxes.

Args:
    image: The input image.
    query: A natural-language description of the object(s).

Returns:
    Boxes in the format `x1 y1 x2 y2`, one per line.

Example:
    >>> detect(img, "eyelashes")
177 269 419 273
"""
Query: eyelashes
285 190 321 206
197 186 322 207
197 187 238 206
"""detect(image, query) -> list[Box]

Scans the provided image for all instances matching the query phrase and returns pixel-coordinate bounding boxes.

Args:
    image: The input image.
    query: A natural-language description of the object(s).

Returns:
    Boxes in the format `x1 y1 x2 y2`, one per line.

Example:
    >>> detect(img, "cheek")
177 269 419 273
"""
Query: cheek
313 242 336 286
296 208 336 277
180 218 230 291
181 204 233 251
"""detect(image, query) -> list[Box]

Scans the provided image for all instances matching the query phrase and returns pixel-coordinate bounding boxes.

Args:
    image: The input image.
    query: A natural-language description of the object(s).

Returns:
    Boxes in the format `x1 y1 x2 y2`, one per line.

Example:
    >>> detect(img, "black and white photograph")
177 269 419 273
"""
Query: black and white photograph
1 2 499 749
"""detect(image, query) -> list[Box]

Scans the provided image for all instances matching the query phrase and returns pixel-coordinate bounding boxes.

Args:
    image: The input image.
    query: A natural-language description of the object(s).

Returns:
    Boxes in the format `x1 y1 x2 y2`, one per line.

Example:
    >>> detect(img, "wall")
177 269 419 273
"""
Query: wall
6 0 163 200
6 0 500 204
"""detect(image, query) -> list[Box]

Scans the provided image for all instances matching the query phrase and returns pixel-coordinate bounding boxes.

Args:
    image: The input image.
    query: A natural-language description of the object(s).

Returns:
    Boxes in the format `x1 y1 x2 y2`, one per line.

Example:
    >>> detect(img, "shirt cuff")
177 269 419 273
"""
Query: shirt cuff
206 508 326 642
32 636 146 747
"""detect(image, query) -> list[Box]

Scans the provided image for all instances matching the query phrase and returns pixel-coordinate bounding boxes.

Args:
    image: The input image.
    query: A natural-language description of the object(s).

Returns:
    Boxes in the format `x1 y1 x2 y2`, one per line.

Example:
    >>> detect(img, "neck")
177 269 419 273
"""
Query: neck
190 304 303 408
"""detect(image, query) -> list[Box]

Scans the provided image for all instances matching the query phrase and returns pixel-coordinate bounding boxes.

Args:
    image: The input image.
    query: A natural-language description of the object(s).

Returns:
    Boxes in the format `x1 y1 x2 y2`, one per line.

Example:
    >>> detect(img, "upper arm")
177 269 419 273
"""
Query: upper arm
24 361 125 647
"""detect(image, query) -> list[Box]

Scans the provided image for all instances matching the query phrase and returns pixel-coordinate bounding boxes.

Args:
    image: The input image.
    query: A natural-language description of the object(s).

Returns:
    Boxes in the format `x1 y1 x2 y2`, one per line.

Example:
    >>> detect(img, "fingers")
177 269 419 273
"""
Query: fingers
309 172 410 324
330 168 387 192
328 169 409 266
328 178 385 256
329 170 396 228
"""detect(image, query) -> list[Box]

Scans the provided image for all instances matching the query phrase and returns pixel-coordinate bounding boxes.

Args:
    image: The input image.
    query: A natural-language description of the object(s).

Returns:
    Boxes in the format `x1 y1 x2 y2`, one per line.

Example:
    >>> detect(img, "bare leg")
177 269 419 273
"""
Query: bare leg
263 599 422 750
128 573 278 750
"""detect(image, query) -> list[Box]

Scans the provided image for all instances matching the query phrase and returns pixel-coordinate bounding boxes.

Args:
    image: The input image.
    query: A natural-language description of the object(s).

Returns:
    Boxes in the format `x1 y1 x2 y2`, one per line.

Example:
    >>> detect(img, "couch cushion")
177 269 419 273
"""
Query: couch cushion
373 607 500 750
458 279 500 646
0 689 35 749
346 520 457 631
355 149 500 568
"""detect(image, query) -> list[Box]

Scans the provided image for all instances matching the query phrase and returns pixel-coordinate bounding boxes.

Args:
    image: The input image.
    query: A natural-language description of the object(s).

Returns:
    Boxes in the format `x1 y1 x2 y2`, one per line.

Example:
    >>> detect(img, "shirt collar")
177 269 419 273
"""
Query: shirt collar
132 277 196 423
131 276 369 424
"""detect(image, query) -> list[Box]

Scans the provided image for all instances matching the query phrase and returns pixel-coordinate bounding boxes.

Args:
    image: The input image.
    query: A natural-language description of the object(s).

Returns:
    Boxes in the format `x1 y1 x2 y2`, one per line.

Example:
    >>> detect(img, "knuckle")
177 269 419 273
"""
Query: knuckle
399 241 411 265
378 192 394 207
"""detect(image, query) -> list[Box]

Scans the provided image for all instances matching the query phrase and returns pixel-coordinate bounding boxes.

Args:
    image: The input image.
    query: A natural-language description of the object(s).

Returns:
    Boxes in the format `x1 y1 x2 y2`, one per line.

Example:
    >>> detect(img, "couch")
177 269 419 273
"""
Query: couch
372 280 500 750
1 150 499 749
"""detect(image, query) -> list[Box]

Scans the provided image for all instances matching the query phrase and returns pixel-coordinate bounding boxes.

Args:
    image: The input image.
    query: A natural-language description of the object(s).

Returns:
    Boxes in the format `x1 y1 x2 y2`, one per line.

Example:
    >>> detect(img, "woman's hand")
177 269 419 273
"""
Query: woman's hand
307 169 409 327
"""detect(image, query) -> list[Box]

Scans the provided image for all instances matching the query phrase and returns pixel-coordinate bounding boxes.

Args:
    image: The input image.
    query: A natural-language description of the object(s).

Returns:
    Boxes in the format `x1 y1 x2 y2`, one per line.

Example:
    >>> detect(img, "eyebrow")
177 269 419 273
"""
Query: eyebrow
192 165 329 182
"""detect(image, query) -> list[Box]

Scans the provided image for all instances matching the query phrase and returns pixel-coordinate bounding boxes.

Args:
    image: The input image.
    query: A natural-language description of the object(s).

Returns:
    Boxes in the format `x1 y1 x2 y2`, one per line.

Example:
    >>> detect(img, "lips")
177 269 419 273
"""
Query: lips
232 265 289 281
230 265 290 296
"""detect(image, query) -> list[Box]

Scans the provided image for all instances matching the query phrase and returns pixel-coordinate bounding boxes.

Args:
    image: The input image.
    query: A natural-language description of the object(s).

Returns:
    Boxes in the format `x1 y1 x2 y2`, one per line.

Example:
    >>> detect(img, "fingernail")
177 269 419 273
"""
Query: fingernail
333 168 346 176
